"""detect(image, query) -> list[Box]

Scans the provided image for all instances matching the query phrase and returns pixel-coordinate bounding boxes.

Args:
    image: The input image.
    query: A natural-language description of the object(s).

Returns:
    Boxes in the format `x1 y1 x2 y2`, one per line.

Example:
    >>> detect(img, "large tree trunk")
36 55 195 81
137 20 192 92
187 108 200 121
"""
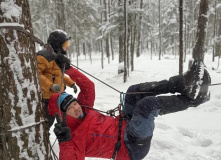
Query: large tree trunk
192 0 209 60
0 0 50 159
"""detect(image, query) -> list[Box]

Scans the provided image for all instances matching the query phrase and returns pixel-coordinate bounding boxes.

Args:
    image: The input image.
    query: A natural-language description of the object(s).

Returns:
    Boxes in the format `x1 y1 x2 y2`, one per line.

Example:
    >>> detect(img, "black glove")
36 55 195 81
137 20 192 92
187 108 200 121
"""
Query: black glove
54 112 71 143
71 84 78 94
55 54 71 70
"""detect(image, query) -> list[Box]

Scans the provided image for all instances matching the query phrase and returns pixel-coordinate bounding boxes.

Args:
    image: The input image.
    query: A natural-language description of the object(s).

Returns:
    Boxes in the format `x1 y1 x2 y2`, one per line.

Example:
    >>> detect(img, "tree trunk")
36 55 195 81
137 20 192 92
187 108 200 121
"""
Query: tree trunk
184 16 187 62
119 29 124 63
83 42 86 56
124 0 128 82
104 0 110 63
131 2 137 71
56 0 65 30
100 0 104 69
131 25 135 71
136 0 143 57
159 0 162 60
179 0 184 75
215 1 221 58
111 37 114 60
192 0 209 60
0 0 50 159
213 1 217 61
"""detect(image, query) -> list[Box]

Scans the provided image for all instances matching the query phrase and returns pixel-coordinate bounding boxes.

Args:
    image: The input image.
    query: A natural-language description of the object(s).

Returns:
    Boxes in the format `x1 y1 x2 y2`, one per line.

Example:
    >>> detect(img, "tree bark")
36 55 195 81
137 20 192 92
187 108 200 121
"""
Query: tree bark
56 0 65 30
136 0 143 57
124 0 128 82
131 25 135 71
192 0 209 60
215 0 221 58
100 0 104 69
159 0 162 60
104 0 110 63
179 0 184 75
0 0 50 159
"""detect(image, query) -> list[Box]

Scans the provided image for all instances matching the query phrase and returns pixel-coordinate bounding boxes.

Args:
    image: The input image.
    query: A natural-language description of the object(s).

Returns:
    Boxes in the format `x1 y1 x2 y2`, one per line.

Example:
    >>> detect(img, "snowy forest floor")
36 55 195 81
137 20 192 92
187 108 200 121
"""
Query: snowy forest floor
50 51 221 160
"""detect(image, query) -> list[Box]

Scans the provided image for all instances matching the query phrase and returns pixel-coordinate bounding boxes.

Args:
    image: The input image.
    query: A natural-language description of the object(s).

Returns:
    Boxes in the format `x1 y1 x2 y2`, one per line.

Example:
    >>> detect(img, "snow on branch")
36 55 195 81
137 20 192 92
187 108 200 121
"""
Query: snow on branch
0 23 24 27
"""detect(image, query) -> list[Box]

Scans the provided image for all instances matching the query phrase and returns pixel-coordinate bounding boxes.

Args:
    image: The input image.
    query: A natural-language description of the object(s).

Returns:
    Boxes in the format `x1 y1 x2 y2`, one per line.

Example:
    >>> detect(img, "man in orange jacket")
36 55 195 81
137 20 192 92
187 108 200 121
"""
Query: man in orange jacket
37 29 77 129
48 60 211 160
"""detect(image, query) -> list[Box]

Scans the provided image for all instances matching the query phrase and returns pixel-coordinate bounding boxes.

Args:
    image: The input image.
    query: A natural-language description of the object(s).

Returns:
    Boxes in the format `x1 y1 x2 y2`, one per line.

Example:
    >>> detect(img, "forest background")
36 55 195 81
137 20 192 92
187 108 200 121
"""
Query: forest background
29 0 221 72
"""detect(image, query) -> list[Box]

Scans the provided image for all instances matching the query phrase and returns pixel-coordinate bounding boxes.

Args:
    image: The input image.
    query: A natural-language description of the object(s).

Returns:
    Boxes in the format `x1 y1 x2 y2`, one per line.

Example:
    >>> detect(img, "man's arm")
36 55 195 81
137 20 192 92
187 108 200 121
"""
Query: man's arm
65 67 95 108
63 75 76 87
54 113 85 160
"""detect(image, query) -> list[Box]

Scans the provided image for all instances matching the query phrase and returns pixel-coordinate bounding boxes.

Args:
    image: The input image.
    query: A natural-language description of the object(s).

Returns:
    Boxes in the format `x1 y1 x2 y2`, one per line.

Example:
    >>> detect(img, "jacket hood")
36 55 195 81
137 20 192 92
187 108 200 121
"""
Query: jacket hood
47 29 71 54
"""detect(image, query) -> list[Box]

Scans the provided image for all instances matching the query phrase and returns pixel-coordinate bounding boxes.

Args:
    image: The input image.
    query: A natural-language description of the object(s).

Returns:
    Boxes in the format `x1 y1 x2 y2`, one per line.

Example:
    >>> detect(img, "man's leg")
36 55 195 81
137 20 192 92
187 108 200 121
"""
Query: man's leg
139 60 205 100
43 99 55 130
124 96 161 160
124 80 172 118
159 68 211 115
124 84 143 118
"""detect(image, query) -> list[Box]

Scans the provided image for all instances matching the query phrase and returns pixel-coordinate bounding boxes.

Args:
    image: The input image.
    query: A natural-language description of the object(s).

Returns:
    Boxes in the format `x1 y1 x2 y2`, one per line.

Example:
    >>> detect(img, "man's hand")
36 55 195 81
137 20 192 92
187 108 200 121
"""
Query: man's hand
54 112 71 143
50 84 61 93
55 53 71 70
71 84 78 94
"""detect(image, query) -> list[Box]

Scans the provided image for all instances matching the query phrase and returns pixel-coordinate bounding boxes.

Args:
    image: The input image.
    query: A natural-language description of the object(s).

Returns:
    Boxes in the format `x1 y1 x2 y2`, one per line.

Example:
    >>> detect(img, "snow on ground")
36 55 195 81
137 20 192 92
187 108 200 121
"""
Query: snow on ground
50 52 221 160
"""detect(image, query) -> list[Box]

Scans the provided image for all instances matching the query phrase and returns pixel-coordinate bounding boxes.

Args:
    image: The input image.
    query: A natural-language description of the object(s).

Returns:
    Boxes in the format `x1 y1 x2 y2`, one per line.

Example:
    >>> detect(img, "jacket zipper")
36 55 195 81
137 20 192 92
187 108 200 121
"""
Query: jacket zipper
52 74 55 83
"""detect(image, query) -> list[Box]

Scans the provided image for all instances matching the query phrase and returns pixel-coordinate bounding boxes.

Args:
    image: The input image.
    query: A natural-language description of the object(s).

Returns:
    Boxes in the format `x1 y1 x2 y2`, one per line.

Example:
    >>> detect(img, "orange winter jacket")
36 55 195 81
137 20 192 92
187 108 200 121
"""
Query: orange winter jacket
37 49 75 99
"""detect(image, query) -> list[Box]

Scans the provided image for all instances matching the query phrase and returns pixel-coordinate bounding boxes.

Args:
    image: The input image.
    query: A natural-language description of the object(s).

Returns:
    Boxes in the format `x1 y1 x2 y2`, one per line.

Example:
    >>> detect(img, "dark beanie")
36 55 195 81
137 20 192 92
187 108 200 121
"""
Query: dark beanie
57 93 78 112
47 29 71 54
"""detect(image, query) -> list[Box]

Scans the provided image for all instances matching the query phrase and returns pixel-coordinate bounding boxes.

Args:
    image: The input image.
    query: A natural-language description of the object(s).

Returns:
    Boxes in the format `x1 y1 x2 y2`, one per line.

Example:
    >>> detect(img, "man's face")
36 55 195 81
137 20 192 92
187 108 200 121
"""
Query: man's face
66 101 83 119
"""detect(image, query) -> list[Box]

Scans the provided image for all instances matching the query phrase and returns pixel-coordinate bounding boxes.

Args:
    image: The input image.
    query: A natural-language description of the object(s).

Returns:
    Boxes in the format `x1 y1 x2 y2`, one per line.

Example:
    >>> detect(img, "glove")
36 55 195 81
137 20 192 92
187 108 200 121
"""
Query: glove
54 112 71 143
50 84 61 92
71 84 77 94
55 53 71 70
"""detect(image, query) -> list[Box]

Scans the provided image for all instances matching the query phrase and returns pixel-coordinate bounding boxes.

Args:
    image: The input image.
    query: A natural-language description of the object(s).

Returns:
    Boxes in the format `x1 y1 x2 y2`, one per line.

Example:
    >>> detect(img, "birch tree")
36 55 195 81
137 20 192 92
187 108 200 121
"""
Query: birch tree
0 0 50 159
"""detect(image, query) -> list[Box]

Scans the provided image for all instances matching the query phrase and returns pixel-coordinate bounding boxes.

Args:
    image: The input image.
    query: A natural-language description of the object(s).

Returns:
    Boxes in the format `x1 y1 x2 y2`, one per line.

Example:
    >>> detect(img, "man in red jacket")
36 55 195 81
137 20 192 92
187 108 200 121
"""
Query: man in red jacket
48 60 211 160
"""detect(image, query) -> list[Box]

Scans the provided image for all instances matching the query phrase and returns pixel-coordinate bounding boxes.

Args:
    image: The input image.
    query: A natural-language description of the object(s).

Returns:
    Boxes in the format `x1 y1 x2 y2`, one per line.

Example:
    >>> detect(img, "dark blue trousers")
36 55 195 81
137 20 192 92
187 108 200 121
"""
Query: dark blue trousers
123 83 192 160
123 84 161 160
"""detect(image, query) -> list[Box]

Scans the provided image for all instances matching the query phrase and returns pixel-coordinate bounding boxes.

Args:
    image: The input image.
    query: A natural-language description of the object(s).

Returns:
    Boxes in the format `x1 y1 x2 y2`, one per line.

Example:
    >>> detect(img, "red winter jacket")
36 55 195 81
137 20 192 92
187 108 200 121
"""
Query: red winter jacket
48 67 130 160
